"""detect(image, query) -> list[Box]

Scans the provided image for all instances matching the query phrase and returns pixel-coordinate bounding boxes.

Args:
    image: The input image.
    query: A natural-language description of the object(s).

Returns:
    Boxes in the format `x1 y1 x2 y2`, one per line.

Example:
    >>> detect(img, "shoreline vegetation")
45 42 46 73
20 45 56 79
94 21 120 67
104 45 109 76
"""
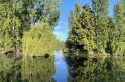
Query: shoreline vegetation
66 0 125 58
0 0 125 82
0 0 63 57
0 0 125 70
0 0 125 60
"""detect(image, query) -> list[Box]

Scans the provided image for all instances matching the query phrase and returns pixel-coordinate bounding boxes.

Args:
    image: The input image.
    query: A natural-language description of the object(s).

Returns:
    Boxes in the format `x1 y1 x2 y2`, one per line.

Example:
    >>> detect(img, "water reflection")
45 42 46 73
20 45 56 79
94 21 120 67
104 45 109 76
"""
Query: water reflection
0 55 22 82
53 51 69 82
1 52 125 82
0 55 56 82
21 56 55 82
67 56 125 82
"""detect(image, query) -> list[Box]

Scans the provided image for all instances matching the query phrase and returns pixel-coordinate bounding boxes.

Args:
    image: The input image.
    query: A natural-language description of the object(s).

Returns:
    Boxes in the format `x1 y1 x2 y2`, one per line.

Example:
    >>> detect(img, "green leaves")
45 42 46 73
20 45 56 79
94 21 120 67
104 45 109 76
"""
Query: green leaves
0 0 61 53
67 0 125 56
67 3 96 55
30 0 61 30
22 23 61 56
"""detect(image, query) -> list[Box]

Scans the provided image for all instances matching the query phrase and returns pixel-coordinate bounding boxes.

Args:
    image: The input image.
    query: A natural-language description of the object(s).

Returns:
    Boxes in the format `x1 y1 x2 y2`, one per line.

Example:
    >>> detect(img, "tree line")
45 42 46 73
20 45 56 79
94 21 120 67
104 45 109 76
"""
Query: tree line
0 0 61 54
66 0 125 56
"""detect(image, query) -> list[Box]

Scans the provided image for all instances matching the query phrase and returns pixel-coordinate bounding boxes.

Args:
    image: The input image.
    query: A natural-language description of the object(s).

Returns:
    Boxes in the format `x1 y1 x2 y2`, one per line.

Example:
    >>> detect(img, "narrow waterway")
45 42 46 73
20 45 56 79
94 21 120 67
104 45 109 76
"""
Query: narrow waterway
53 51 69 82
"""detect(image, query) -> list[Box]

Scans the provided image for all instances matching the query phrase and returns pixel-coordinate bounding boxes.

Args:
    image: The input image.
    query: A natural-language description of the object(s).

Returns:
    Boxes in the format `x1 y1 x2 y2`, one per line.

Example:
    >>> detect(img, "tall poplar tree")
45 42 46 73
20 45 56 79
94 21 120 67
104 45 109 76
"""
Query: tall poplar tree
113 0 125 55
67 0 125 57
67 3 81 51
67 4 96 55
92 0 109 54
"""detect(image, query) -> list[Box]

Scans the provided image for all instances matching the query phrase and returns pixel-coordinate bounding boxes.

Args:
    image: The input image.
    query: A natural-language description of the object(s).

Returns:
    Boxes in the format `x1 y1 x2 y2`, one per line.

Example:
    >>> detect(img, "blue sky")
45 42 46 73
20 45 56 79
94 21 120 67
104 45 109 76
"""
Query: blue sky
54 0 118 41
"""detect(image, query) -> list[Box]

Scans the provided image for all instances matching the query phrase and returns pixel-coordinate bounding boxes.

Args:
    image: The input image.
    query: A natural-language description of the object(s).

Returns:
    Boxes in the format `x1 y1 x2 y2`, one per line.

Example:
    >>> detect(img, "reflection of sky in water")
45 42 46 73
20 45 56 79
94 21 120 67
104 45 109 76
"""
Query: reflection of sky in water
53 51 69 82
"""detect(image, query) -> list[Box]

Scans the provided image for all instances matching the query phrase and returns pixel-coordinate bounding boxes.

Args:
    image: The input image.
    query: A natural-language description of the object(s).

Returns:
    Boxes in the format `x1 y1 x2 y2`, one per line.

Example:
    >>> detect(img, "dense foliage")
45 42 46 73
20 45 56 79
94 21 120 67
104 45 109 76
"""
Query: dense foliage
23 23 58 56
0 0 61 54
66 0 125 56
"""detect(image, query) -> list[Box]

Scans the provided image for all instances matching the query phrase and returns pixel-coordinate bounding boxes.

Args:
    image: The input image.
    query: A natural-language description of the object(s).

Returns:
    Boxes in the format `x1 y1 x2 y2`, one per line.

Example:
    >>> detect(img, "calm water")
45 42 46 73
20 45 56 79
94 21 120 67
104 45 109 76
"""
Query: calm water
53 51 68 82
0 51 125 82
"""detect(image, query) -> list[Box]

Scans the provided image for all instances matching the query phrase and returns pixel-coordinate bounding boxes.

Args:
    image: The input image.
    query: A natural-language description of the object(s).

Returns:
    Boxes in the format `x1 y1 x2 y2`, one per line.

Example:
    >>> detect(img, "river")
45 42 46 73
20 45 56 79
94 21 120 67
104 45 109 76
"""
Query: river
53 51 69 82
1 51 125 82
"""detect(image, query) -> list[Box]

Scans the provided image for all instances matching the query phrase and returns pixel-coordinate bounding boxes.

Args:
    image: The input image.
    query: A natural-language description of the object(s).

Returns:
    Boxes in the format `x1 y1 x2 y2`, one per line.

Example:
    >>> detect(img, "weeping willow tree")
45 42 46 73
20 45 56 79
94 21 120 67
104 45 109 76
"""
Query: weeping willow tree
23 23 59 56
21 56 55 82
0 0 61 53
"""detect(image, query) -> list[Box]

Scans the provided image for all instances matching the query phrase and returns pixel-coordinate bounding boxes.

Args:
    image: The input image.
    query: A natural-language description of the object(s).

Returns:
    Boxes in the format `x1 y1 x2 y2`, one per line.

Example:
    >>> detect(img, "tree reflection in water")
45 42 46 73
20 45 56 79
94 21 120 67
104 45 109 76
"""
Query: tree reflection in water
21 56 55 82
0 55 56 82
0 55 22 82
67 56 125 82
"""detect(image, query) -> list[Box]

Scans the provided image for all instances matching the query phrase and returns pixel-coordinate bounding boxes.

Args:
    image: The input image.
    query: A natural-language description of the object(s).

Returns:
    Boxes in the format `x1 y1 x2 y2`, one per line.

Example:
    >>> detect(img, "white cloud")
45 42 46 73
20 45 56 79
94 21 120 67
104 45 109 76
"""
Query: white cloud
53 20 69 41
53 31 68 41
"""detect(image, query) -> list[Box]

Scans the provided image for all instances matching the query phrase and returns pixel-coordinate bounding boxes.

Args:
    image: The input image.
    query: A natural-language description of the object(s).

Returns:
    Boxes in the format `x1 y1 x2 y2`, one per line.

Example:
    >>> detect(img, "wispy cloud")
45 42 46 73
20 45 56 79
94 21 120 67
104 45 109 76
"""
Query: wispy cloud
53 31 68 41
53 21 69 41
